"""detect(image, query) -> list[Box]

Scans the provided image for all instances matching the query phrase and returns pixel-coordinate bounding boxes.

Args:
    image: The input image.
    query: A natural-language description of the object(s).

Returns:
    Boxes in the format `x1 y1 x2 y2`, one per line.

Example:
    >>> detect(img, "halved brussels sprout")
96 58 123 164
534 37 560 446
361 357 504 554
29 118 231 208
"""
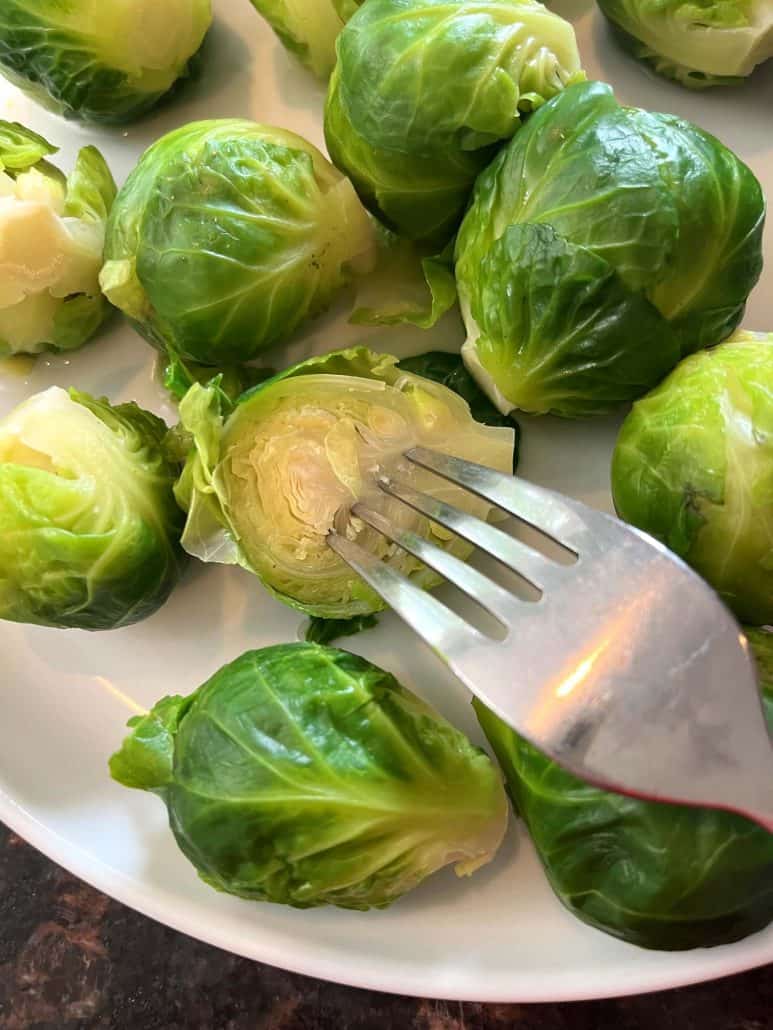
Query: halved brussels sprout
475 626 773 951
100 121 375 367
0 0 212 123
598 0 773 88
110 643 508 909
247 0 362 78
611 331 773 626
0 387 187 630
0 122 116 357
174 348 515 618
325 0 583 246
455 81 764 417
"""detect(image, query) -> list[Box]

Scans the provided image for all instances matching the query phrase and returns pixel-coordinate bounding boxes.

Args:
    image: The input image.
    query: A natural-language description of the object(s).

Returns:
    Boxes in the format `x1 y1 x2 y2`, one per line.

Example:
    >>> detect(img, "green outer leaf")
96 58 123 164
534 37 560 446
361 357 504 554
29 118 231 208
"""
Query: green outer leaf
0 0 212 123
324 0 583 245
474 627 773 951
110 643 508 909
247 0 349 78
64 146 117 223
0 119 56 172
455 80 764 418
0 387 187 630
160 348 274 405
305 613 379 645
101 120 375 365
611 331 773 625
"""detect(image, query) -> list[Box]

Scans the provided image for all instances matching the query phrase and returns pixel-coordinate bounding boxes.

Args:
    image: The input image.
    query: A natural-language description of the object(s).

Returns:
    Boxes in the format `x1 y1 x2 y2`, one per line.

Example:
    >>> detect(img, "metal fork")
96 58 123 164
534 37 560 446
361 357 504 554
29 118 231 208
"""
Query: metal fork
328 446 773 832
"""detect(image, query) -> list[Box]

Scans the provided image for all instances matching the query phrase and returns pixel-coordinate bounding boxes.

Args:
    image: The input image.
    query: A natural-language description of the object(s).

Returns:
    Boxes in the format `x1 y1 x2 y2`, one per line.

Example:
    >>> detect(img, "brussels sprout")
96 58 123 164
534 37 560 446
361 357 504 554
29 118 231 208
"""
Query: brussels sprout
611 331 773 626
324 0 583 246
455 81 764 417
174 347 515 618
0 387 187 630
597 0 773 89
0 0 212 123
100 121 375 367
0 122 116 357
110 643 508 909
474 627 773 951
247 0 362 78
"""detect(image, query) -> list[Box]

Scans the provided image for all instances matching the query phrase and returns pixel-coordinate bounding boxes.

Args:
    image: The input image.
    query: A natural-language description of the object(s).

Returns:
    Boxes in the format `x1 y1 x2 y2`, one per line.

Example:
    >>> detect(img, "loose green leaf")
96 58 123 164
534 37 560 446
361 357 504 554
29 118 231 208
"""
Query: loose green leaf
305 613 379 645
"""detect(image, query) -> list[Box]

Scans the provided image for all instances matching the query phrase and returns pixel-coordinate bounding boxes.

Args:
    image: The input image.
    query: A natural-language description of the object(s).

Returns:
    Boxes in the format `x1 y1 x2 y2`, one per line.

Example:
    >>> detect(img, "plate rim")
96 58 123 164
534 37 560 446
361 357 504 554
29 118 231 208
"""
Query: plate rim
3 784 772 1003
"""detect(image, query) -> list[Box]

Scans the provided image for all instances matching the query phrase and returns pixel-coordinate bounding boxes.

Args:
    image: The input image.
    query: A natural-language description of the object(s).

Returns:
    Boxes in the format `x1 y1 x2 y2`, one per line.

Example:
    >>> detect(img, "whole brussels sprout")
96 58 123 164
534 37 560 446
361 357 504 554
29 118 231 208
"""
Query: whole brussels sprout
0 387 187 630
247 0 363 78
597 0 773 89
612 331 773 626
325 0 583 246
455 81 764 418
0 0 212 123
100 121 375 367
0 122 116 357
110 643 508 909
174 348 515 618
474 627 773 951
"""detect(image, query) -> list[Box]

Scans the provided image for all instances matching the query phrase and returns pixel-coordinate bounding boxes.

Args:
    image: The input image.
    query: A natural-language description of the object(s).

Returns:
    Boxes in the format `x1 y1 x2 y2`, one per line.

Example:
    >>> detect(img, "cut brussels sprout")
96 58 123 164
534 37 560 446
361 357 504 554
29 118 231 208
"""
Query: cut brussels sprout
475 627 773 951
325 0 583 246
0 387 187 630
0 121 116 358
174 348 515 618
598 0 773 88
110 643 508 909
0 0 212 123
455 81 764 417
612 331 773 626
100 121 375 367
247 0 362 78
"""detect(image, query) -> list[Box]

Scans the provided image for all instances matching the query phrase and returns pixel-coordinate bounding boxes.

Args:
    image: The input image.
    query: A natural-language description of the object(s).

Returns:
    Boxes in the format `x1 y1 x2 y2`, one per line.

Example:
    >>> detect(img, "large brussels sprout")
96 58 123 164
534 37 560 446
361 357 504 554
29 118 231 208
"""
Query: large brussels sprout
597 0 773 89
0 122 116 357
455 81 765 417
110 643 508 909
611 331 773 626
247 0 362 78
100 121 375 367
475 627 773 951
174 348 515 618
0 387 187 630
325 0 583 246
0 0 212 123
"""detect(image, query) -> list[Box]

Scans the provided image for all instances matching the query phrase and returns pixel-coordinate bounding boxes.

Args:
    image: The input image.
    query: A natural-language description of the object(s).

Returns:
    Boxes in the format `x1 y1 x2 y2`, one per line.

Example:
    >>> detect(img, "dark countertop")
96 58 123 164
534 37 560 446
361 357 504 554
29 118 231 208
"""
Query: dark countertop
1 825 772 1030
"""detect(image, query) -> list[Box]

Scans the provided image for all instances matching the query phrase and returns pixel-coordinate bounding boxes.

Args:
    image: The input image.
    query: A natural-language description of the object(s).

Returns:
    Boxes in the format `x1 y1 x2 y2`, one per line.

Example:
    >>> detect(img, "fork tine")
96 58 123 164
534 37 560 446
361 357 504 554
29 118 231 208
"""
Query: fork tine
405 446 591 548
377 476 562 591
352 503 520 624
327 531 487 660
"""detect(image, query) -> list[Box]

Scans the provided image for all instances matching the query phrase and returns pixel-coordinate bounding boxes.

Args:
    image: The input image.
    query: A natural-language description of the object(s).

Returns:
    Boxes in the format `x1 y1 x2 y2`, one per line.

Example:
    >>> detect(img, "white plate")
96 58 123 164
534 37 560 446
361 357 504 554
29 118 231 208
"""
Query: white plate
1 0 772 1004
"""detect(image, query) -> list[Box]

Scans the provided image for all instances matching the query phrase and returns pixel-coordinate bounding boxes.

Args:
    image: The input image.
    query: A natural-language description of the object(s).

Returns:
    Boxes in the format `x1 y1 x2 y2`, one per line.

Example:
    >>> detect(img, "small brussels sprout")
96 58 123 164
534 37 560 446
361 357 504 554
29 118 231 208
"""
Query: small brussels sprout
455 82 764 417
110 643 508 909
0 387 187 630
475 627 773 951
611 331 773 626
0 122 116 357
174 348 515 618
597 0 773 89
324 0 583 246
247 0 362 78
100 121 375 367
0 0 212 123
